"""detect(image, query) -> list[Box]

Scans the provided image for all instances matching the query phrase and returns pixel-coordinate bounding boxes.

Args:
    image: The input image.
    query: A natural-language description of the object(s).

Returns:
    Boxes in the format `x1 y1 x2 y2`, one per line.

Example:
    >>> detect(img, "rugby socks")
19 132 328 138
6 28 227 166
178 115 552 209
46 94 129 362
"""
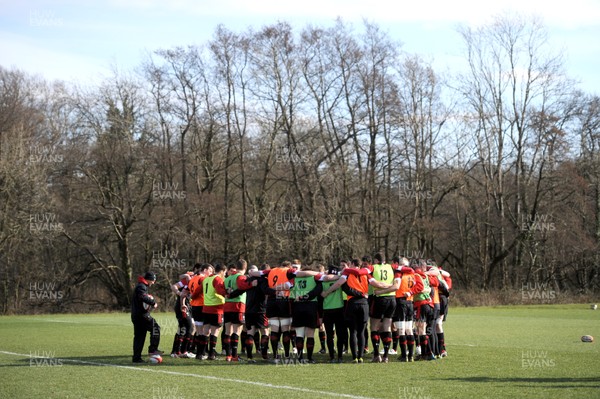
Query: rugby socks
437 332 445 352
261 334 269 359
270 331 281 357
223 334 231 357
254 331 260 352
220 330 226 354
193 335 202 355
282 331 291 357
420 335 429 357
393 330 400 351
381 331 392 357
209 334 218 356
407 335 415 358
319 330 326 351
399 335 407 358
231 333 239 358
189 335 197 354
240 330 247 349
295 336 305 359
245 336 254 359
198 335 208 357
236 330 244 357
306 337 315 361
181 335 191 354
371 331 380 355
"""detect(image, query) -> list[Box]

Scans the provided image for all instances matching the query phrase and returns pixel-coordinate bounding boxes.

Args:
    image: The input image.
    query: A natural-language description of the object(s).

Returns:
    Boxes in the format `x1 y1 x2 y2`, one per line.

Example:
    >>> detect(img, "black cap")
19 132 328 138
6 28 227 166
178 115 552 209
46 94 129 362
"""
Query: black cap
328 266 340 275
144 271 157 281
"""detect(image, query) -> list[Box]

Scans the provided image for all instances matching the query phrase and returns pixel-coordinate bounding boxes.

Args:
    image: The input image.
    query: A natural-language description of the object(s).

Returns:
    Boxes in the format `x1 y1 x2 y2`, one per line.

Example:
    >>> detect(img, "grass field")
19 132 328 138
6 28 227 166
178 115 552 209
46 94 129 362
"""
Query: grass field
0 304 598 399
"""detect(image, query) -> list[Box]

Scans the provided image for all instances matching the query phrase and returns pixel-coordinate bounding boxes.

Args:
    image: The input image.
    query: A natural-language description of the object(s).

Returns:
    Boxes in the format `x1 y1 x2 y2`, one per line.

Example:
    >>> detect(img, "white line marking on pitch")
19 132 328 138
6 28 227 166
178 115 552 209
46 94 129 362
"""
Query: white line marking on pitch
0 351 378 399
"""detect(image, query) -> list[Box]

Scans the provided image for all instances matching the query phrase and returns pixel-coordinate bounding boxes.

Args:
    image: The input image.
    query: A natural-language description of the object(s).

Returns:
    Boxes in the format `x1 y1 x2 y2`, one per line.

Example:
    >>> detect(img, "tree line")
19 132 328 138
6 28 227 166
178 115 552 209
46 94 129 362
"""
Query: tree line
1 15 598 313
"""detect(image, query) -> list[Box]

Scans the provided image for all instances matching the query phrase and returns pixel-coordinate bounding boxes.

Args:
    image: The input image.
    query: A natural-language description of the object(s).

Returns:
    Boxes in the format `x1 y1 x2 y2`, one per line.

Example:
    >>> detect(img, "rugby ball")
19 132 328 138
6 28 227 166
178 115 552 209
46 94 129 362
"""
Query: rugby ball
149 354 163 364
591 304 597 310
143 295 154 311
581 335 594 343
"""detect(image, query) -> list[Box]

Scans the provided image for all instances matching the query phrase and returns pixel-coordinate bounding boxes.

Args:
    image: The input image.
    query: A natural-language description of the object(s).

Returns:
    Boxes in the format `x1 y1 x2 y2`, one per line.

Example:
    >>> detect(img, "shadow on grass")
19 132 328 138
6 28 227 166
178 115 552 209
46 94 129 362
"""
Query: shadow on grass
442 376 600 389
8 355 300 368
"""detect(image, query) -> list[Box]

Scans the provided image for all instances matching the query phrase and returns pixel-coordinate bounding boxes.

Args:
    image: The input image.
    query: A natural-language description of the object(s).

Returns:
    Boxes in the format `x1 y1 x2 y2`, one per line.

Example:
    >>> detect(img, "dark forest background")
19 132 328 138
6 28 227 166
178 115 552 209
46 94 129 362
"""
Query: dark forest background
1 15 599 313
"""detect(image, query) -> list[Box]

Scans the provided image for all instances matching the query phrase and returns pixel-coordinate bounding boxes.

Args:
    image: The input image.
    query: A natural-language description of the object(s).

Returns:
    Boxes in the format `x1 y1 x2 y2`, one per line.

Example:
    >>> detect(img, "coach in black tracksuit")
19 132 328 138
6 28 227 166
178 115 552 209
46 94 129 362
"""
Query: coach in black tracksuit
131 271 162 363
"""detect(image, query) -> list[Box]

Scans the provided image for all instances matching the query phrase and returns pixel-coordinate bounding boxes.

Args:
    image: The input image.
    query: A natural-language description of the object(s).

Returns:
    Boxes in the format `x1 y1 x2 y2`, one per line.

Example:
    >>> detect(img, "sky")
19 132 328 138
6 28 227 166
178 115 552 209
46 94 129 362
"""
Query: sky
1 0 599 94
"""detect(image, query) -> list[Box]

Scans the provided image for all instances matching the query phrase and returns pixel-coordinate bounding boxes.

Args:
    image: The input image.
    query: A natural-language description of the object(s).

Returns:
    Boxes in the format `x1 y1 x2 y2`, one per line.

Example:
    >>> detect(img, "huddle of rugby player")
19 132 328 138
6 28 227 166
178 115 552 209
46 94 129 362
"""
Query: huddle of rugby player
164 254 451 364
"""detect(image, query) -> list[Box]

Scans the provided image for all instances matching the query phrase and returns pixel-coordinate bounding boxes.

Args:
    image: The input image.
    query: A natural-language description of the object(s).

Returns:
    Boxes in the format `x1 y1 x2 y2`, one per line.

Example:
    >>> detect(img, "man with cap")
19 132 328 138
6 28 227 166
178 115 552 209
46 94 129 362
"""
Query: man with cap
131 271 163 363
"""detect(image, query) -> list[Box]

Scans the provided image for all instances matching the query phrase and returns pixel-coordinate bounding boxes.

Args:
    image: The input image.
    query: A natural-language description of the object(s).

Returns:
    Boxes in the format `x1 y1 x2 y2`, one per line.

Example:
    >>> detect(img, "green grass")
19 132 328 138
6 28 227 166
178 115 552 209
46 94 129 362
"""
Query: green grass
0 304 599 399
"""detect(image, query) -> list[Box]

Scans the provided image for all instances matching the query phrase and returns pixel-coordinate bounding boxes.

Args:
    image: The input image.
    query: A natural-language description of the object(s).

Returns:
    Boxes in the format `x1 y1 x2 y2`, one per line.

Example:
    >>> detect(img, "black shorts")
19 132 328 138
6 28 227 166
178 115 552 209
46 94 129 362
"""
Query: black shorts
245 312 269 330
370 296 396 319
266 297 292 318
204 313 223 327
224 311 244 325
415 303 433 323
393 299 413 322
191 306 204 323
292 301 320 329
